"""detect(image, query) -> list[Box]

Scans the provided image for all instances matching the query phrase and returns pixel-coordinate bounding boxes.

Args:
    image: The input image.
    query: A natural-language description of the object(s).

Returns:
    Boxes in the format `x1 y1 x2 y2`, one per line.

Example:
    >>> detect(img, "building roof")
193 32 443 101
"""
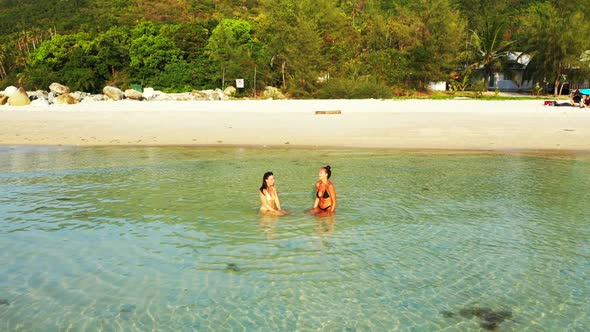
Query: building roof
506 52 531 66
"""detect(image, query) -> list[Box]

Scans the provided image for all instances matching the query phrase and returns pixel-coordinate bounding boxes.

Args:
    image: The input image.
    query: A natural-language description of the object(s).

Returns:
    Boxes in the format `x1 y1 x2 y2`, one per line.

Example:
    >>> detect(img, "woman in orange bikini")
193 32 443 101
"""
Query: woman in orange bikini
259 172 287 215
308 165 337 216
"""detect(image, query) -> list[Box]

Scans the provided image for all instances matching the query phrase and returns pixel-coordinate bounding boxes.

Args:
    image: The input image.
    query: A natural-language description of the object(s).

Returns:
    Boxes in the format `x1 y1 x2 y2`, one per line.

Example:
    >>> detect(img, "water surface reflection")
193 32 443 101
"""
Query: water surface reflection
1 147 589 331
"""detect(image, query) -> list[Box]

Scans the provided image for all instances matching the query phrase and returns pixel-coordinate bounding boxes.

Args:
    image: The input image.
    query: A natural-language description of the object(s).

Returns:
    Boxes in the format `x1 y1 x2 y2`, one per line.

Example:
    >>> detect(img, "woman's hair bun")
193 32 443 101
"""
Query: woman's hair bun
323 165 332 178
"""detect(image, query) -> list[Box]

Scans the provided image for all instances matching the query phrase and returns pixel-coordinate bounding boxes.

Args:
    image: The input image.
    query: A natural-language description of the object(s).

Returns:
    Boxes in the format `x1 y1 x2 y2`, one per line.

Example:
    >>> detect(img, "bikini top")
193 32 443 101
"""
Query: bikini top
317 185 330 199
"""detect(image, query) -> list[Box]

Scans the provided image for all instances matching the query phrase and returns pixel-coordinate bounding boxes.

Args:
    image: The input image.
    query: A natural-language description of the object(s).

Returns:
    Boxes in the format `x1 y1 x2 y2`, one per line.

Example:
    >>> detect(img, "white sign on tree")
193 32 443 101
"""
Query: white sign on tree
236 79 245 89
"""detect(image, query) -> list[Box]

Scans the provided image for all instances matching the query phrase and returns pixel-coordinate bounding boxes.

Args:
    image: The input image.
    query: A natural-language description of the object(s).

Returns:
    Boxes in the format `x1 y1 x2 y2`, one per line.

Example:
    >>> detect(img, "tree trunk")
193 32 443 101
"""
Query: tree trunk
281 61 286 90
253 64 257 98
222 67 225 89
483 67 490 91
0 61 6 80
23 30 30 55
554 67 562 97
558 81 565 96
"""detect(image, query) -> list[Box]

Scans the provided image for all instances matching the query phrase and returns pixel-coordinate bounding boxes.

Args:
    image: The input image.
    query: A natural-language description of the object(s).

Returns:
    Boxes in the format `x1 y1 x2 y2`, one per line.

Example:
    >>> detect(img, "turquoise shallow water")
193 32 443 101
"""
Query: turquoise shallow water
0 146 589 331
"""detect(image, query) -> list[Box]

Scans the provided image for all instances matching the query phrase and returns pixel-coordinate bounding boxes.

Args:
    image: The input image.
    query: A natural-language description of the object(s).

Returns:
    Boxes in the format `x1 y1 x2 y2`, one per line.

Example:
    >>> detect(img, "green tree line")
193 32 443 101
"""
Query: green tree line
0 0 589 97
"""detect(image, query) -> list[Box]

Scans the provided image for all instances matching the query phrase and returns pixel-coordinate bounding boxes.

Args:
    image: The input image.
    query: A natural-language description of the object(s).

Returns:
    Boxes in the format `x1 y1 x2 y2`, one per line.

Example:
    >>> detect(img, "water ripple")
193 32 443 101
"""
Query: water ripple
1 147 589 331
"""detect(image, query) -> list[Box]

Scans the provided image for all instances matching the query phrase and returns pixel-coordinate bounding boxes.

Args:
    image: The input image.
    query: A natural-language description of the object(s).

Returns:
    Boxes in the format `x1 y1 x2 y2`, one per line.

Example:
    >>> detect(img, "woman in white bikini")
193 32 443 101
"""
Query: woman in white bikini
259 172 288 215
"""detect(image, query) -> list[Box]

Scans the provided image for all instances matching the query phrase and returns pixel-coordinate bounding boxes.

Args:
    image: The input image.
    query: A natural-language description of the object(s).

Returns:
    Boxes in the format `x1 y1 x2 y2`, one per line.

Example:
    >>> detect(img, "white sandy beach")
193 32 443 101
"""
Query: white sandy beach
1 99 589 151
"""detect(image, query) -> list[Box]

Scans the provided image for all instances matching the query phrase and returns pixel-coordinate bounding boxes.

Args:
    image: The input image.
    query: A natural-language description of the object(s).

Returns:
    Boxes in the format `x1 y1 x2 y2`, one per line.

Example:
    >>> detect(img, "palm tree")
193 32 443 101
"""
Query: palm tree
469 20 513 89
0 45 7 80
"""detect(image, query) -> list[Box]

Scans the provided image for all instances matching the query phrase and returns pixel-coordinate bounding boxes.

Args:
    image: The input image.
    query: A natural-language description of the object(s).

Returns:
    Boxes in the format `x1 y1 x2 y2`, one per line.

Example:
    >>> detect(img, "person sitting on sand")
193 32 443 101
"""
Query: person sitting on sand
570 89 583 106
582 95 590 109
259 171 288 215
307 165 337 216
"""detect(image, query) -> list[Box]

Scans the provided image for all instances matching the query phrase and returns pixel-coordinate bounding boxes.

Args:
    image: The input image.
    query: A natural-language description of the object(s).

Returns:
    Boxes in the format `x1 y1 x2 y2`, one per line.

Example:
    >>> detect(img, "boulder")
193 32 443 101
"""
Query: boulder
103 86 124 101
192 90 209 101
154 91 172 101
49 82 70 95
48 92 57 104
215 88 229 101
124 89 143 100
0 95 8 106
3 86 18 98
224 86 237 96
71 91 87 102
142 87 155 100
28 90 48 102
198 89 218 101
81 94 105 103
55 93 79 105
171 93 192 101
7 87 31 106
31 99 50 107
262 86 286 100
91 94 105 102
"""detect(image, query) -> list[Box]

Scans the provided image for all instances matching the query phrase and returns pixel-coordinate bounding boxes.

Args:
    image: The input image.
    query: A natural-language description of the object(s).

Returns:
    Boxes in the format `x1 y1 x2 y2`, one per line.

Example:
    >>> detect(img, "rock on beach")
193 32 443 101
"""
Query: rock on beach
103 86 124 101
1 84 289 107
263 86 286 100
7 87 31 106
124 89 143 101
49 83 70 95
28 90 48 102
3 86 18 98
142 87 155 100
31 98 50 107
55 93 79 105
224 86 237 96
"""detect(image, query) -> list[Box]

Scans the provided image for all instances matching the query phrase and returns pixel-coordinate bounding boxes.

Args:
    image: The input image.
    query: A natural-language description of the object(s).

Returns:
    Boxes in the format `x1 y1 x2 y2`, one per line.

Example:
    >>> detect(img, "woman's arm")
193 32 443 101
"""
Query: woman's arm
313 182 320 208
328 183 337 212
307 183 320 214
274 188 283 210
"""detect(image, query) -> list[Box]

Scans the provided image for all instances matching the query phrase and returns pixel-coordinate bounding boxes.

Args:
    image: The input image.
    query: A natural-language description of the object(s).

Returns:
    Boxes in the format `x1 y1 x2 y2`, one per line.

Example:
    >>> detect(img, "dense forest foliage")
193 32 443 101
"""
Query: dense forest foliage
1 0 589 97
